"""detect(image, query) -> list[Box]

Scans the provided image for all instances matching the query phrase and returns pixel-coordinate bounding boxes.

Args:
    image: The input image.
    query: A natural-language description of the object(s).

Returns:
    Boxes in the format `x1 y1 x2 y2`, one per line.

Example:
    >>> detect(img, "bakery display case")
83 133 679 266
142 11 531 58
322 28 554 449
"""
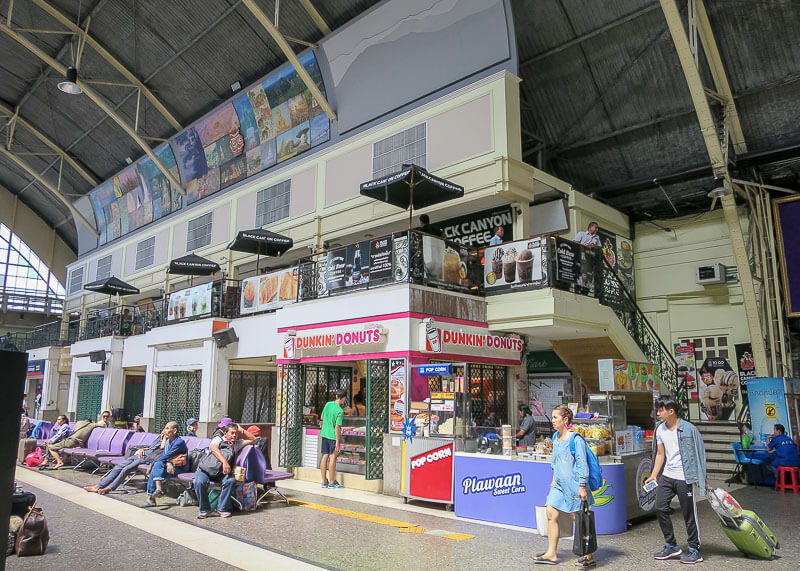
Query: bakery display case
337 416 366 475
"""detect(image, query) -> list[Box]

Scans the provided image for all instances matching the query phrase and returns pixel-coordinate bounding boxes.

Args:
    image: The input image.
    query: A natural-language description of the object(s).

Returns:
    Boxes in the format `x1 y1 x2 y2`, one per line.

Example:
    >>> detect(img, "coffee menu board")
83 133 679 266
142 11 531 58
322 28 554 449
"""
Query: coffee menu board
483 237 545 294
422 235 469 291
554 237 597 293
240 267 299 314
167 282 213 321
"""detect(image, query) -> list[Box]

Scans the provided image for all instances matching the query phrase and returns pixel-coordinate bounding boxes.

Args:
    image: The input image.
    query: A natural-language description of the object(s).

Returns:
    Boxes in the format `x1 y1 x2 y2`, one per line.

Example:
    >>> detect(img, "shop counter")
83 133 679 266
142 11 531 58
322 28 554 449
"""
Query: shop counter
453 452 627 534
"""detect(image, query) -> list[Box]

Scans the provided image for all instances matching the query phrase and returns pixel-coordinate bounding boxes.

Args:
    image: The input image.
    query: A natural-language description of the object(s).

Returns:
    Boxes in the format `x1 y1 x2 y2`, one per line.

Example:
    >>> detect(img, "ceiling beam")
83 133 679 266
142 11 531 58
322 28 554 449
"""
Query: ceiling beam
242 0 337 121
298 0 331 35
520 3 660 68
695 0 746 155
0 21 185 195
0 100 98 185
30 0 182 131
660 0 767 375
0 146 98 236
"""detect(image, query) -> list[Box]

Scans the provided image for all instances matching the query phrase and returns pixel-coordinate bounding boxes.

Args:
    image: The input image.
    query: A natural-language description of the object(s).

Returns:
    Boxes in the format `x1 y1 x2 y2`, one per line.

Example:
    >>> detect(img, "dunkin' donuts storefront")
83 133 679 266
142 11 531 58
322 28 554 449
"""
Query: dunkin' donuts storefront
274 313 523 490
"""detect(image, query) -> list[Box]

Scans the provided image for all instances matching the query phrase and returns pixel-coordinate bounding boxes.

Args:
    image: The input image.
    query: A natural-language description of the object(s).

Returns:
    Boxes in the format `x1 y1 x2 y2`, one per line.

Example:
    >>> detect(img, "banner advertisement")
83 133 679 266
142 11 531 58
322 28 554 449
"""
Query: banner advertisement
389 358 407 433
674 343 698 399
483 237 546 294
747 378 790 445
553 237 597 294
615 235 635 296
597 359 662 392
697 357 740 421
240 267 299 314
735 343 756 426
27 360 45 376
429 206 513 247
422 235 470 291
167 282 213 321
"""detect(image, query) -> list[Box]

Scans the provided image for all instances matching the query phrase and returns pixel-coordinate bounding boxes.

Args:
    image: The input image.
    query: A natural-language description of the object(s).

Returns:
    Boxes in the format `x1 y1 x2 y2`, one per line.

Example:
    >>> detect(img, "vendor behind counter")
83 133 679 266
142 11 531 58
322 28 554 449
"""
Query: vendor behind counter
517 405 537 447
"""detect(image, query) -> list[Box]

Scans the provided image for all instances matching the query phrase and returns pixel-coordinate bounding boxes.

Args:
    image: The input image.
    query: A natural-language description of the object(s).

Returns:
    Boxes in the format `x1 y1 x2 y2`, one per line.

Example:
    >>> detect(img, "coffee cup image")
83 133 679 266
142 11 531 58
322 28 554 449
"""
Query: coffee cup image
442 247 461 283
516 249 534 282
491 248 504 276
502 247 518 283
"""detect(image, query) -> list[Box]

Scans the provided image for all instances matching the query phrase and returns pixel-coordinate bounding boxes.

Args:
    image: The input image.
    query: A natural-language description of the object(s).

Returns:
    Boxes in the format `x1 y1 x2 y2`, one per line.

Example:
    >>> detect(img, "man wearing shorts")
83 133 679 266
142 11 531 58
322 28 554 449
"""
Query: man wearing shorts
320 389 347 489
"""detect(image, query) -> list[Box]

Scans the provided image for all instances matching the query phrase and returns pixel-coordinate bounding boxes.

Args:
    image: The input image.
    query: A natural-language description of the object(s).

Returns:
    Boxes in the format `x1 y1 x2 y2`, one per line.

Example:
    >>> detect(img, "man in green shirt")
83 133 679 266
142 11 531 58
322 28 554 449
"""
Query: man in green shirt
320 389 347 489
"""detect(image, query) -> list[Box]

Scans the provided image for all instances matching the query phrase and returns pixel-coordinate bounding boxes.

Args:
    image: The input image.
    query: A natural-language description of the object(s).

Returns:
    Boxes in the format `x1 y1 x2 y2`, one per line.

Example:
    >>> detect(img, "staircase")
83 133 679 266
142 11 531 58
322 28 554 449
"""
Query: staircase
696 421 740 482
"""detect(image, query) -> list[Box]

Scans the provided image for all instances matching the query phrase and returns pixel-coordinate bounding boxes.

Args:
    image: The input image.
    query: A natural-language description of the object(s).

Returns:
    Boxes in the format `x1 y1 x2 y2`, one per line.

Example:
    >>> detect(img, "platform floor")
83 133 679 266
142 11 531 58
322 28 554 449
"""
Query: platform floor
8 465 799 570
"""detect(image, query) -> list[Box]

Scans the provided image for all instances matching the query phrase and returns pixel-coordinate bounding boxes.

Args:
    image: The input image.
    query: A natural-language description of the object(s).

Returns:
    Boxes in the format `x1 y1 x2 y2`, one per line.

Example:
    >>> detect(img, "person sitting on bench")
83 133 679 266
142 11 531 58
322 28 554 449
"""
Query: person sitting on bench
47 419 101 469
142 421 187 507
84 429 167 494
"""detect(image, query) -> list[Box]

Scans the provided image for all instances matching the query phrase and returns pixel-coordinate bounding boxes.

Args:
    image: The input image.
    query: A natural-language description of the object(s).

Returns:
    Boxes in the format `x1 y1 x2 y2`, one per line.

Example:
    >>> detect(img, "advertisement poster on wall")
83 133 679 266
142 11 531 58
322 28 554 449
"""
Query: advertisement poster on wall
324 239 371 292
167 282 213 321
389 358 407 433
674 343 698 399
697 357 740 421
598 359 662 392
483 237 546 294
747 377 791 444
422 236 469 291
429 206 513 247
735 343 756 426
553 237 597 294
615 235 635 296
240 267 299 314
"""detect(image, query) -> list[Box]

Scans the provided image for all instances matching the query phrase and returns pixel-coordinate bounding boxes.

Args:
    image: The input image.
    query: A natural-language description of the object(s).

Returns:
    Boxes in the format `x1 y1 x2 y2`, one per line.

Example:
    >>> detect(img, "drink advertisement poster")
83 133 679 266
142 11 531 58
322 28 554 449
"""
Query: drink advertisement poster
324 239 372 292
598 359 661 392
554 237 597 294
674 343 698 399
240 267 298 314
747 377 790 444
735 343 756 426
484 237 545 294
369 236 394 284
389 358 406 433
421 235 469 291
697 357 739 421
167 282 213 321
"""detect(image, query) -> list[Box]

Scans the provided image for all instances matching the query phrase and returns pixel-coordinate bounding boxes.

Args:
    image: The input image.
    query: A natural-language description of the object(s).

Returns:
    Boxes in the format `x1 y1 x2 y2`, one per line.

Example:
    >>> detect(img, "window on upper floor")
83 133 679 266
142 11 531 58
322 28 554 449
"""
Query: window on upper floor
0 223 65 309
68 267 84 296
135 237 156 270
372 123 427 179
186 212 213 252
95 255 113 280
255 180 291 227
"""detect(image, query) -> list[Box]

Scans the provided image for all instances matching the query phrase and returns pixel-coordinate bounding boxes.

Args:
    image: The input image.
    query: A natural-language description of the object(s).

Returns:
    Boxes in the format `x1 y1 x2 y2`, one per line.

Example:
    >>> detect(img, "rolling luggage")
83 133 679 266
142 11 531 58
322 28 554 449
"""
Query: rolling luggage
708 487 780 559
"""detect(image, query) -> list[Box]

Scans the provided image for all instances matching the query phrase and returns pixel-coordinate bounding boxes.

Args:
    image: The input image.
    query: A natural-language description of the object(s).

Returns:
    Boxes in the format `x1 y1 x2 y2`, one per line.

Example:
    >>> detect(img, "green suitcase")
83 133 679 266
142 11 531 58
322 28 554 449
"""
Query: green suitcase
719 509 780 560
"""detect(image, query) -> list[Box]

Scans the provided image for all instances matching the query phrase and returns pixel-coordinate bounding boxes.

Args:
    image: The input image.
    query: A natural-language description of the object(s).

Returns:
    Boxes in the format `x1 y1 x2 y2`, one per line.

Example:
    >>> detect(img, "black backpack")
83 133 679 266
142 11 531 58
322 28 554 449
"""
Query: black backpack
197 442 235 479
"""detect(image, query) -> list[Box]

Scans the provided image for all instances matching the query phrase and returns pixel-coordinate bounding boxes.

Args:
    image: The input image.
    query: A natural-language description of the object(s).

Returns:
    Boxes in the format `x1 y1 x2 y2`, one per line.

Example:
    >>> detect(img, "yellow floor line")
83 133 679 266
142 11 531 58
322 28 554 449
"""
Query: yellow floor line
289 499 474 540
17 468 320 570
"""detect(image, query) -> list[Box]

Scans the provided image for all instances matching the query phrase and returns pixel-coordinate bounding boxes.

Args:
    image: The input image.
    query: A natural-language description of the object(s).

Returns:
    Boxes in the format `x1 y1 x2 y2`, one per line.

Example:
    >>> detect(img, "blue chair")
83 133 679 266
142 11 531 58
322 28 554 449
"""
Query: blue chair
729 442 764 486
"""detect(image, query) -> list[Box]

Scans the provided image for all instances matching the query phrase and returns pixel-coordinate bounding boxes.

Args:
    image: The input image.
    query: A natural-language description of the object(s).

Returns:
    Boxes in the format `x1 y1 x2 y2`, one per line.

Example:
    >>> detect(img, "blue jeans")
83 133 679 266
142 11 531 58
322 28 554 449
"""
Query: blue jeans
99 455 146 490
147 459 172 495
194 469 236 514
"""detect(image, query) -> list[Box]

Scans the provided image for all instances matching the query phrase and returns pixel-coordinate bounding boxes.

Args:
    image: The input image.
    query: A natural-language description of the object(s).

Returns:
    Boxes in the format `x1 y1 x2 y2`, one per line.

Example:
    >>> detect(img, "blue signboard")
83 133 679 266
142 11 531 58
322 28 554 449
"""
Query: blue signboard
27 360 45 376
748 377 792 443
453 455 627 534
417 364 452 376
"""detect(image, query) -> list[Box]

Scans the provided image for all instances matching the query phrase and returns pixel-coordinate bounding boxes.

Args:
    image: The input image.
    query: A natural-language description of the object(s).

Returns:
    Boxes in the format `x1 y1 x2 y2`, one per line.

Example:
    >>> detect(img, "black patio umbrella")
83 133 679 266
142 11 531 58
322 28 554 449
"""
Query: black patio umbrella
84 276 140 313
168 253 220 285
84 276 140 296
228 228 293 273
359 163 464 227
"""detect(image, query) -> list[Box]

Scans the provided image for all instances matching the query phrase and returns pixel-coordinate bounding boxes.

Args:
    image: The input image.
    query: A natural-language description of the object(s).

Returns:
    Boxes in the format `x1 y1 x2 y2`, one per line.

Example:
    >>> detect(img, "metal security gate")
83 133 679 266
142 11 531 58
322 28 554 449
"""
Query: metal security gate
303 365 352 415
154 371 201 433
278 364 304 467
366 359 389 480
75 374 103 421
229 370 277 423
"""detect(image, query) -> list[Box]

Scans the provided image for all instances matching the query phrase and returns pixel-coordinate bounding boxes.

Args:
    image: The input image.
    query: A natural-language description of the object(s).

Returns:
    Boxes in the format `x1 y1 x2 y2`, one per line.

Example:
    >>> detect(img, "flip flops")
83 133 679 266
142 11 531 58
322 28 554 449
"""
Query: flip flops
533 555 558 565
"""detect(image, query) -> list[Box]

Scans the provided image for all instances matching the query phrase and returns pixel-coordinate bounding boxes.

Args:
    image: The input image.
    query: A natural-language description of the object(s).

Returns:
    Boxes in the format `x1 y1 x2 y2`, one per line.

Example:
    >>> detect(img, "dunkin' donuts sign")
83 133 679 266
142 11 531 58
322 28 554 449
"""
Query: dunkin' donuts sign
281 325 386 359
419 318 523 363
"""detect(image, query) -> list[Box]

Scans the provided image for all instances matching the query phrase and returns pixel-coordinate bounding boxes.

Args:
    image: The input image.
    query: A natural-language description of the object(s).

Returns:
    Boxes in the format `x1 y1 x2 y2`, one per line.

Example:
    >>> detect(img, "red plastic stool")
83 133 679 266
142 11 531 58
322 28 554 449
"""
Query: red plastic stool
774 466 800 493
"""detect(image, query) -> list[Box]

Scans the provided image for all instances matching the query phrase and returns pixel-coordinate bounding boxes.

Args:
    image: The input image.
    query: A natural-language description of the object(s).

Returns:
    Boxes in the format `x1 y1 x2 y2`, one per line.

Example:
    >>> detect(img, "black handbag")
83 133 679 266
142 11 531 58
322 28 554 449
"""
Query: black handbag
572 500 598 556
197 442 235 479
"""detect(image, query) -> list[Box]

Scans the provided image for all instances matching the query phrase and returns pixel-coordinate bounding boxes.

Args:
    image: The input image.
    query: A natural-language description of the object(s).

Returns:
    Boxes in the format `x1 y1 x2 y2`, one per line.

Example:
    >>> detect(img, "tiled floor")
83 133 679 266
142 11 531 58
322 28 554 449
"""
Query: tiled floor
10 465 799 570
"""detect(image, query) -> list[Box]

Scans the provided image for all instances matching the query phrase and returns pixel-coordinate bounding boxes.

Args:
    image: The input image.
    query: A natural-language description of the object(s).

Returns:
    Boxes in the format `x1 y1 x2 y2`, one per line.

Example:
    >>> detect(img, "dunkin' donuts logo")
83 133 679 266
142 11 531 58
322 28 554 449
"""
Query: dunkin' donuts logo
461 472 526 497
426 329 523 352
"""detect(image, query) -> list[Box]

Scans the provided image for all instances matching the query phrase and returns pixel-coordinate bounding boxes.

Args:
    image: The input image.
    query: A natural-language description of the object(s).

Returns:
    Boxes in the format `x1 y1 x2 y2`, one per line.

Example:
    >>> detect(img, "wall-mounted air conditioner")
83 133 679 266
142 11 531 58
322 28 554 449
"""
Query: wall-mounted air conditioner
695 263 727 285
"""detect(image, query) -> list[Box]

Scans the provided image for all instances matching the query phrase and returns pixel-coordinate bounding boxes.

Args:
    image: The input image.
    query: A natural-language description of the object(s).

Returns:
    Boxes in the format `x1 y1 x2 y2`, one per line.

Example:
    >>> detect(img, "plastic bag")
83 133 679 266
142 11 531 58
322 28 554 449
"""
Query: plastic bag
24 448 43 468
572 500 597 556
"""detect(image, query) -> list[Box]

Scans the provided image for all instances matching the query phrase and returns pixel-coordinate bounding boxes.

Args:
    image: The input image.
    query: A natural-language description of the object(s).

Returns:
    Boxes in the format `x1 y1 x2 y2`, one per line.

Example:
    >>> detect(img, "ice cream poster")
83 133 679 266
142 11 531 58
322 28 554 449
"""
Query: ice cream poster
389 358 407 433
483 238 545 294
698 357 740 421
674 343 698 399
597 359 661 392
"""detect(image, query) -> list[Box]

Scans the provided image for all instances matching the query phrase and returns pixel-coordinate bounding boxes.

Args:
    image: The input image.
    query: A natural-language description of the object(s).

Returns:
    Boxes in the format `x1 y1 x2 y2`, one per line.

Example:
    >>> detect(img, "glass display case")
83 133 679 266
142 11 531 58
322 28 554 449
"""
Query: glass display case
337 416 366 475
570 417 614 456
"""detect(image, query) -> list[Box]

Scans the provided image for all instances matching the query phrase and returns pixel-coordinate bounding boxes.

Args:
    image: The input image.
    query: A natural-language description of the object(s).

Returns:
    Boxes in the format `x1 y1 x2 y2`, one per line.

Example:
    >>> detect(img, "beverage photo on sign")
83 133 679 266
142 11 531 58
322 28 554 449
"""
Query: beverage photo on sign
697 357 740 421
484 238 545 293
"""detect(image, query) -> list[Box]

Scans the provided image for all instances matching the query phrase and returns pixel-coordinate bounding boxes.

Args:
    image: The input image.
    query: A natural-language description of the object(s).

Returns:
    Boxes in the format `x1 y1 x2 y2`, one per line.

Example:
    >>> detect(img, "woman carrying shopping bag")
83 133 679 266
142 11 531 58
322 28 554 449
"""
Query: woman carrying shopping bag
534 405 597 568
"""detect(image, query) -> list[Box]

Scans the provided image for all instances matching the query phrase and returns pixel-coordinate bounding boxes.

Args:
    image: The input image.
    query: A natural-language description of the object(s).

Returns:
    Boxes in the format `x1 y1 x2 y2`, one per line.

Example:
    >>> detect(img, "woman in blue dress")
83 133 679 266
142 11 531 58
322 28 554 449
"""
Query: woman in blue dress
534 405 596 567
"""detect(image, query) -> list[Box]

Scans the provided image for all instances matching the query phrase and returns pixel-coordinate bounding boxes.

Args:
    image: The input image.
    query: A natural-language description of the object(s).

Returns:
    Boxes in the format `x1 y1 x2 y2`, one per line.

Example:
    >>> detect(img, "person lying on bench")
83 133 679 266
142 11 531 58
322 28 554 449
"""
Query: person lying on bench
84 429 167 495
46 419 102 469
195 423 255 519
142 421 187 507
